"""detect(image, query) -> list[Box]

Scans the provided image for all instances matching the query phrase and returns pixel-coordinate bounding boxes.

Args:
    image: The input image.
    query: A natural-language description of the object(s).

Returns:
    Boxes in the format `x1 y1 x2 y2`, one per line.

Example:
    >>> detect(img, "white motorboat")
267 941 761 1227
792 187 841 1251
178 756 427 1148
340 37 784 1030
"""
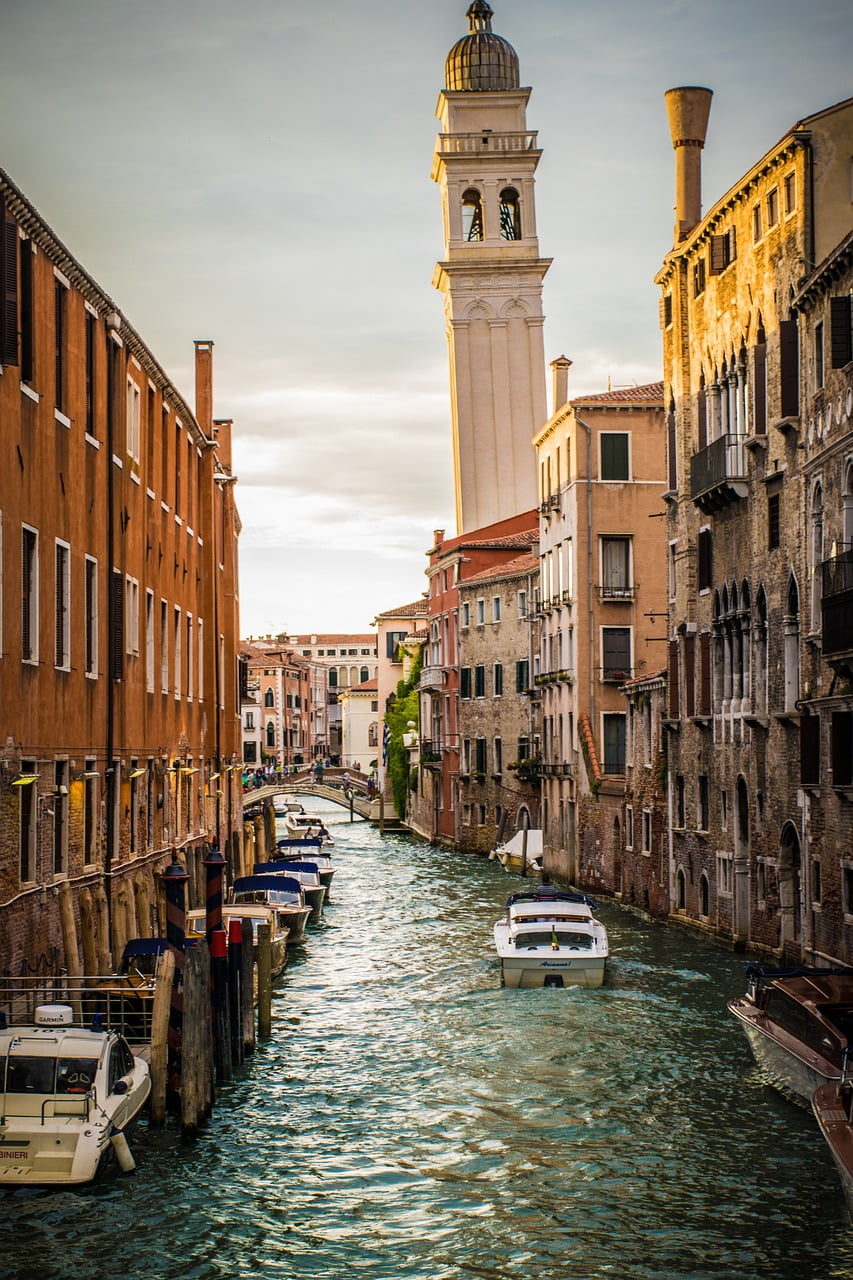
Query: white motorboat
256 859 325 916
273 841 336 894
280 810 334 845
231 875 312 942
0 1004 150 1185
728 965 853 1105
185 904 290 978
493 888 609 989
491 828 543 875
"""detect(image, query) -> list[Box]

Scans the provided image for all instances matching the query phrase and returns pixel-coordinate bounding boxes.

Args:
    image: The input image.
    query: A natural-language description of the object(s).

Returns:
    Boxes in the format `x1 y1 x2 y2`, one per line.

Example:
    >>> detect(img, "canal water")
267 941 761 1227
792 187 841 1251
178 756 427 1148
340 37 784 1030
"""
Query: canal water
3 803 853 1280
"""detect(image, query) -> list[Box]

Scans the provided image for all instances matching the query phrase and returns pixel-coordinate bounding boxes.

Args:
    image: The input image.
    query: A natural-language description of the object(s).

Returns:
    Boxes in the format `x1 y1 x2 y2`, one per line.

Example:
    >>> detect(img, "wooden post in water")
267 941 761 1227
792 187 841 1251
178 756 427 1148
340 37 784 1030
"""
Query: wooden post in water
181 939 212 1137
241 918 255 1057
227 917 244 1068
57 880 83 1022
149 947 175 1127
379 791 385 835
257 922 272 1039
211 927 232 1084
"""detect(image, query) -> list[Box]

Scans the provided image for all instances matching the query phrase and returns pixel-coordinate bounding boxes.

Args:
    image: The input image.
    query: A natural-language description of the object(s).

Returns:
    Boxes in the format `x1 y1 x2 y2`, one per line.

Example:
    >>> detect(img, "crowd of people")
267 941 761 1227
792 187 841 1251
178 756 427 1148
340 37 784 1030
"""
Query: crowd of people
242 760 378 799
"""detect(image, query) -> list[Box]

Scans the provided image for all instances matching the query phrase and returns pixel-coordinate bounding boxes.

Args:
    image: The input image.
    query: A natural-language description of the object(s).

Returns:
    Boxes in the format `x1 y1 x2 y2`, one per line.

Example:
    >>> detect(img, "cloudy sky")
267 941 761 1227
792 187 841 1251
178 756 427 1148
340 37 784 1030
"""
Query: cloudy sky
2 0 850 634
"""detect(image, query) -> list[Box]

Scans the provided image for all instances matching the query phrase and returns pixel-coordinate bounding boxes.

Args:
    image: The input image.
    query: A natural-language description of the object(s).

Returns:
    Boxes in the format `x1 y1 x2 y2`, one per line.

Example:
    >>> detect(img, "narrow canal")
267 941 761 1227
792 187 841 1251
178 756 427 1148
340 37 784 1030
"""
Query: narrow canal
3 804 852 1280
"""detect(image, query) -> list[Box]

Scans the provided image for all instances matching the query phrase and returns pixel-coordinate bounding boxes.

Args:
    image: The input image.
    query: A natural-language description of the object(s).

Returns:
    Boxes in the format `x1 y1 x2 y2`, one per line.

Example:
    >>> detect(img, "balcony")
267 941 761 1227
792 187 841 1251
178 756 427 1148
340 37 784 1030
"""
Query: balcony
535 669 573 687
418 667 445 691
541 761 574 779
822 549 853 674
419 740 443 767
437 130 539 155
599 584 635 602
690 434 748 514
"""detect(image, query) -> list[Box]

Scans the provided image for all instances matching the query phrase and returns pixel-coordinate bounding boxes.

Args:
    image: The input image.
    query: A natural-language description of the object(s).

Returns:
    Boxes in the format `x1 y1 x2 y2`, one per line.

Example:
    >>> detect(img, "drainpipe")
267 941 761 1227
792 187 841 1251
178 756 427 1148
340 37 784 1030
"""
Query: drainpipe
104 310 121 954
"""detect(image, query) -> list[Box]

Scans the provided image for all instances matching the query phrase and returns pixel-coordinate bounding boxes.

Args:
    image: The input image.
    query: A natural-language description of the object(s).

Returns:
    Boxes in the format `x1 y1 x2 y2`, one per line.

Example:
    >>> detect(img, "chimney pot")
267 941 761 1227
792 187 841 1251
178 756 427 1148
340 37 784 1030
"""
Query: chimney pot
665 86 713 244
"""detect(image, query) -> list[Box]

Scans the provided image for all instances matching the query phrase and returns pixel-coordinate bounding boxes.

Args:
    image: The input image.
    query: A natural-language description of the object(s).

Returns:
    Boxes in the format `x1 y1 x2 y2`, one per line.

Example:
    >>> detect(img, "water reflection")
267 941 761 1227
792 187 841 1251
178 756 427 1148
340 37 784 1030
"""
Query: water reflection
2 803 852 1280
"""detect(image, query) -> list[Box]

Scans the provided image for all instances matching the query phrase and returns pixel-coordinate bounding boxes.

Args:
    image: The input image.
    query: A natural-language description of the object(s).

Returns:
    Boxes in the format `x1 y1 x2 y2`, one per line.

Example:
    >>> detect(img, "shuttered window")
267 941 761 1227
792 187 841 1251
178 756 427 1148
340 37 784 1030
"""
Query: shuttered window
21 526 38 663
600 433 629 481
460 666 471 699
831 712 853 788
54 542 70 669
697 527 713 592
753 342 767 434
667 406 677 492
474 664 485 697
20 239 33 383
110 568 124 681
779 318 799 418
1 198 18 368
515 659 529 693
54 278 66 413
830 296 853 369
602 627 631 680
684 633 696 718
800 714 821 787
668 639 680 719
698 631 712 716
493 662 503 697
84 558 97 676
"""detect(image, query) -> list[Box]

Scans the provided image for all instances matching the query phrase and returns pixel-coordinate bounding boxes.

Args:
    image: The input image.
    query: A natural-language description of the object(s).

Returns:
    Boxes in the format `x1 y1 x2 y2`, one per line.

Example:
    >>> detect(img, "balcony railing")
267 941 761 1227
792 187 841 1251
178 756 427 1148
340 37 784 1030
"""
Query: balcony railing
418 666 445 690
420 740 443 766
437 131 538 154
822 548 853 659
599 584 635 602
690 433 748 513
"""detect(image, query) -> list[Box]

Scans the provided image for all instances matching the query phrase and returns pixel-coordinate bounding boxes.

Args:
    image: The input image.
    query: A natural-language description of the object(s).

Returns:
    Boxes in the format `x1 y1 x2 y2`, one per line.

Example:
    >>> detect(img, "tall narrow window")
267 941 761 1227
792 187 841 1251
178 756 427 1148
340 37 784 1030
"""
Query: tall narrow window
20 239 34 384
187 614 194 700
110 569 124 681
160 599 169 693
600 536 632 598
499 187 520 240
698 527 713 592
125 576 139 657
21 525 38 664
54 540 70 669
779 317 799 418
174 421 182 515
83 759 98 865
461 189 483 242
53 760 68 876
602 714 627 774
84 556 97 675
830 296 853 369
54 278 67 414
146 590 155 692
197 618 204 701
126 377 141 463
602 627 632 681
174 605 182 698
19 760 36 883
494 662 503 697
600 433 630 481
815 321 825 390
84 311 96 436
1 200 19 368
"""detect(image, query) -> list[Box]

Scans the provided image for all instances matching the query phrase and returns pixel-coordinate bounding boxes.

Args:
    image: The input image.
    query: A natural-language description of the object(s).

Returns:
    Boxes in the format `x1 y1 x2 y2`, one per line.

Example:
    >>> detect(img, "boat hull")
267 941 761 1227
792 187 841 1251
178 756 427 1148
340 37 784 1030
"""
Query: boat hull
813 1083 853 1214
728 996 839 1105
494 925 606 989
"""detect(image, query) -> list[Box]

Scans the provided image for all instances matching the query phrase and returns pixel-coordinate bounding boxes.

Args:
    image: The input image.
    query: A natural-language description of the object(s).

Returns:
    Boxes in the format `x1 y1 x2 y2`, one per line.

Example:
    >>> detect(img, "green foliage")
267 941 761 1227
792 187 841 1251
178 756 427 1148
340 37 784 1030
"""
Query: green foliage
384 651 423 818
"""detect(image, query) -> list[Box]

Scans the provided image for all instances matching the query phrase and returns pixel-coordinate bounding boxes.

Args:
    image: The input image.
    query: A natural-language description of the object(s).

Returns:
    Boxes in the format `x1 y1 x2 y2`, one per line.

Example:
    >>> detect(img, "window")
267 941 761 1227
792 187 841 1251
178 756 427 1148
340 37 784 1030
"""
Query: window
386 631 406 661
475 738 487 774
693 257 706 297
699 873 710 917
54 278 67 414
476 598 485 625
602 714 626 774
173 605 181 699
784 171 797 216
515 659 529 693
768 492 780 549
83 759 98 865
20 240 34 384
460 666 471 699
718 853 733 895
360 666 369 684
145 591 154 692
697 527 713 593
18 760 36 883
53 760 68 875
812 861 822 907
126 378 141 463
675 774 685 827
493 662 503 697
492 596 502 623
602 627 631 681
84 557 98 676
474 665 485 698
54 541 70 670
266 721 275 749
710 227 736 274
698 775 709 831
600 433 629 481
462 738 471 774
494 737 503 774
517 589 528 619
779 317 800 418
264 688 274 707
752 202 763 242
21 525 38 664
461 601 470 628
125 577 139 657
766 187 779 228
600 536 632 598
186 615 194 700
831 712 853 788
800 713 821 788
625 805 634 848
663 294 673 327
815 321 825 390
462 188 483 242
830 296 853 369
642 809 652 853
499 187 521 240
159 600 169 693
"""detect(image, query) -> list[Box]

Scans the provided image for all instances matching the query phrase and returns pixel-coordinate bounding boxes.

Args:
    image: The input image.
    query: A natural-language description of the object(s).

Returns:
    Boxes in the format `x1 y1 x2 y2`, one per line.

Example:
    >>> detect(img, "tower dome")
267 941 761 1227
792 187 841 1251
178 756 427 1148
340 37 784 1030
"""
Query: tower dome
445 1 519 93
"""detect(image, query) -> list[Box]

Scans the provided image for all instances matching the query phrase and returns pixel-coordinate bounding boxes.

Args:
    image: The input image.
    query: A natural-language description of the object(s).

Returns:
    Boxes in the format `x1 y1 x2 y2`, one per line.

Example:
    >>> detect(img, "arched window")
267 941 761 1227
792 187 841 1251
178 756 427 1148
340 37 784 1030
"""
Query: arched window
266 720 275 748
499 187 521 240
360 667 369 685
779 822 802 944
784 574 800 712
368 722 378 747
843 460 853 550
699 873 710 917
462 188 483 242
328 668 338 688
264 689 274 707
677 868 686 910
754 586 768 715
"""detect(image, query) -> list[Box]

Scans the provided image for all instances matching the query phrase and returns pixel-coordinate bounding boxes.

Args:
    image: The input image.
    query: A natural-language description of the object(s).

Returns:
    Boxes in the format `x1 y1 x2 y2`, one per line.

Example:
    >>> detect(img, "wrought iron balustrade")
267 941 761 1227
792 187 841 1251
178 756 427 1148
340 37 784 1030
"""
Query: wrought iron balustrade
690 434 748 512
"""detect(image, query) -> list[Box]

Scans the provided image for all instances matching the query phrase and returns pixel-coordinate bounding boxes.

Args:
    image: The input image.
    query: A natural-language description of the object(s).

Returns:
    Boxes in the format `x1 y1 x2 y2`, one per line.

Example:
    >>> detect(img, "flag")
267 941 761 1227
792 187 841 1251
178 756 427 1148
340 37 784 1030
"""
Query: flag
382 723 391 766
551 925 559 950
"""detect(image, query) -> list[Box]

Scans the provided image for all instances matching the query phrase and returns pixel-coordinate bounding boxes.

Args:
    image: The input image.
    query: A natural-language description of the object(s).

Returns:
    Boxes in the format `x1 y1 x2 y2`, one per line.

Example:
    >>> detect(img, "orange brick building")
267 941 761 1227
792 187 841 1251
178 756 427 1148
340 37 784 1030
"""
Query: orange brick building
0 170 242 976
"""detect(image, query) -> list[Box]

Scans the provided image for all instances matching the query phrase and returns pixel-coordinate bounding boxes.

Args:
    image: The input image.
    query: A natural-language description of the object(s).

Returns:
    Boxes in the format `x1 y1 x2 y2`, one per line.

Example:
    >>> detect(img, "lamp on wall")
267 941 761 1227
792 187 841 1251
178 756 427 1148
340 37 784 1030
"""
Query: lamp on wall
129 768 146 779
11 773 39 786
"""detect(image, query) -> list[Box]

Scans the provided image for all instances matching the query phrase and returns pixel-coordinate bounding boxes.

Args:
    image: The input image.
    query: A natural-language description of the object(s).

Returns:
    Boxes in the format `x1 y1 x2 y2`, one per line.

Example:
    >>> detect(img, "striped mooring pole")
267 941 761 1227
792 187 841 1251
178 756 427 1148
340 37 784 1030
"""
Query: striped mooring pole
160 850 190 1113
202 842 226 944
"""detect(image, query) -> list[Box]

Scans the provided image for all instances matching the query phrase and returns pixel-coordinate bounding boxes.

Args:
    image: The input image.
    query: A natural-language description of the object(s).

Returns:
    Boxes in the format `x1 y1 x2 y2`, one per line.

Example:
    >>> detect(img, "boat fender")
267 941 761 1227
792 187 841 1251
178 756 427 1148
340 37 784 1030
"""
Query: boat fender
110 1128 136 1173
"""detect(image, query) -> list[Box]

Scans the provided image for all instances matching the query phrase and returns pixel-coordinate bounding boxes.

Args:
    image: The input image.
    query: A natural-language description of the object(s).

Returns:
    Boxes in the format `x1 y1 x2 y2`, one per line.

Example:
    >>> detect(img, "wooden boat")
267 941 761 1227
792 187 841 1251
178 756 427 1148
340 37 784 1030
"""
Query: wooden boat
0 1004 150 1185
813 1076 853 1213
493 888 609 989
727 965 853 1105
231 875 312 942
185 905 290 978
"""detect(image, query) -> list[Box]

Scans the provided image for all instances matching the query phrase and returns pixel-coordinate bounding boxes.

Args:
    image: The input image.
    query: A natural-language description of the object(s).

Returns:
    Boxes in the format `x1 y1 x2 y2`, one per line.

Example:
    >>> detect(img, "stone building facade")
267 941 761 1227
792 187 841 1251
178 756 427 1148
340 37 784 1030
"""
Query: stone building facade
0 169 242 976
621 671 669 919
656 90 853 959
456 552 540 853
240 643 313 768
532 365 667 891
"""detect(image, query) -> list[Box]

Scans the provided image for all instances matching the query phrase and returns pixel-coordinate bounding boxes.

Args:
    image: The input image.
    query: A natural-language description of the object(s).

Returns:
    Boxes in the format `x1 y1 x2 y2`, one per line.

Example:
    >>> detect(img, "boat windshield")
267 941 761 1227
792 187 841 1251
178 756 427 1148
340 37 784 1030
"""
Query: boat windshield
513 931 593 949
4 1055 99 1094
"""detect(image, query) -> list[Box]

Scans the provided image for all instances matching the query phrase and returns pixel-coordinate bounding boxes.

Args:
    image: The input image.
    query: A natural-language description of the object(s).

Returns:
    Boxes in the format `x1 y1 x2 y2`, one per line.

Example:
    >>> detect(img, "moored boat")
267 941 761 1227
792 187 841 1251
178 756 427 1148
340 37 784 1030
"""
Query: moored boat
493 888 609 989
255 860 325 916
0 1004 150 1185
231 875 312 942
185 904 290 978
273 840 336 894
813 1076 853 1213
491 828 543 876
727 965 853 1105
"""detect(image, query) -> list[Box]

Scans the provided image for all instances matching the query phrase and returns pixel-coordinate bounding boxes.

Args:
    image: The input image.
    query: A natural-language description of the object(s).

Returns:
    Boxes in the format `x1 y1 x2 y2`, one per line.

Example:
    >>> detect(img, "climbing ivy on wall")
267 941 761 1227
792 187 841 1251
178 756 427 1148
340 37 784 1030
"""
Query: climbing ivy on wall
384 650 422 819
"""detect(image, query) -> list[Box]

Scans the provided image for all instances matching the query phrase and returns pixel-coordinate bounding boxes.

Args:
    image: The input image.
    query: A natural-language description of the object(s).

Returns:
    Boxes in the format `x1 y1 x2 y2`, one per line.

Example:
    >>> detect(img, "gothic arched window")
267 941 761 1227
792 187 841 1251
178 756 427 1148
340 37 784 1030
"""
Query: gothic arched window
264 689 274 707
265 720 275 748
462 188 483 242
811 481 824 632
499 187 521 240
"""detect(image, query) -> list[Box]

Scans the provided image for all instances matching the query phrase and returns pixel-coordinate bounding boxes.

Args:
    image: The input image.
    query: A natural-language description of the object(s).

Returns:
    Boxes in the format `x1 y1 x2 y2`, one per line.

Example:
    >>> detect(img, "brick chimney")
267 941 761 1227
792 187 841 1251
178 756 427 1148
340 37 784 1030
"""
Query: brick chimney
550 355 572 414
194 340 214 437
665 87 713 244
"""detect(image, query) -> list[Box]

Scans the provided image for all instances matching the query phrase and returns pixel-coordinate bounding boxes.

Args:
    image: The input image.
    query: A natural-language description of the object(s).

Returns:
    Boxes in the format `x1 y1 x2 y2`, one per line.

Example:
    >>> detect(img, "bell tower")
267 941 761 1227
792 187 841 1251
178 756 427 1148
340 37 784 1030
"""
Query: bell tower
432 0 550 533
